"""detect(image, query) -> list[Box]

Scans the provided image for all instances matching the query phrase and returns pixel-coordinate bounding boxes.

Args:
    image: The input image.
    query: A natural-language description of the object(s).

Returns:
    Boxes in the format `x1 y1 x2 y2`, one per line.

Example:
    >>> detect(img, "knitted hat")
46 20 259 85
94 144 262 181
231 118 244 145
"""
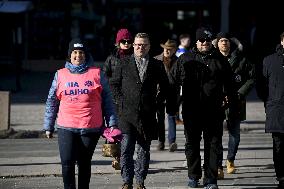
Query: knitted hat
116 28 132 44
195 27 213 41
68 38 87 57
216 32 232 42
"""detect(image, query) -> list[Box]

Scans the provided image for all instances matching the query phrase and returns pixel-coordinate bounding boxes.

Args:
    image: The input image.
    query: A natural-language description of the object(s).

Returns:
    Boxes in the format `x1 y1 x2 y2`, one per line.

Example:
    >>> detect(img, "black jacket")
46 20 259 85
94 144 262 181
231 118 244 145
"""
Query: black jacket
257 44 284 133
225 44 255 121
112 55 169 140
177 47 234 120
103 49 131 106
154 53 180 114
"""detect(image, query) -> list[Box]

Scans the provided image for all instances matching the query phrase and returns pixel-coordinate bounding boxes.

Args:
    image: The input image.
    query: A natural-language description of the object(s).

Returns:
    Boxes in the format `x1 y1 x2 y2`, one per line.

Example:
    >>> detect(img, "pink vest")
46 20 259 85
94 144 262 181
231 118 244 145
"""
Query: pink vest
56 67 103 129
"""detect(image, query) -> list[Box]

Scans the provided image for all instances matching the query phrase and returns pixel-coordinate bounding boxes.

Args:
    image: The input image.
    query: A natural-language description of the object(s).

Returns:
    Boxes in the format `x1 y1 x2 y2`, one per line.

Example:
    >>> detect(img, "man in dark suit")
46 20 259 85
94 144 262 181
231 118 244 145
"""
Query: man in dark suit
256 32 284 189
112 33 169 189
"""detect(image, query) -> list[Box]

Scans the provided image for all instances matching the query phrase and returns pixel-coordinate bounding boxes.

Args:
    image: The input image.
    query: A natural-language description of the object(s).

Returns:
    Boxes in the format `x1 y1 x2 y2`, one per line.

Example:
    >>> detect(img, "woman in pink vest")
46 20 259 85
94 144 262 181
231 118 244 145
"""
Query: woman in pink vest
43 38 118 189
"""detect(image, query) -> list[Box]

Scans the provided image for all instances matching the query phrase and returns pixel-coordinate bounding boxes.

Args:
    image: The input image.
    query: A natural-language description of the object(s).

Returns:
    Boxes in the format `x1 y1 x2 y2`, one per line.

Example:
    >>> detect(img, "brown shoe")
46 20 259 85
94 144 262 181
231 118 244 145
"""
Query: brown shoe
217 168 224 179
122 183 133 189
176 119 184 125
136 184 146 189
226 160 235 174
112 159 120 170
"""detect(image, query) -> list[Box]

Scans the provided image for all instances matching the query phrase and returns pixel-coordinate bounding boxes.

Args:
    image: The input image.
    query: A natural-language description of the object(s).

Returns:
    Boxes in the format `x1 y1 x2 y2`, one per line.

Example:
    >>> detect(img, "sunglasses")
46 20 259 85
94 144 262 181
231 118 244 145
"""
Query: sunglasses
198 38 211 43
120 39 132 45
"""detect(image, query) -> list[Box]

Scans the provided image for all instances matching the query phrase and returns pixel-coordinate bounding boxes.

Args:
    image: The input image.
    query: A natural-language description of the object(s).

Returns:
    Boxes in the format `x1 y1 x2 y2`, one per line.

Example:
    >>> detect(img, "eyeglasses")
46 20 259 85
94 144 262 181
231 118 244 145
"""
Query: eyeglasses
133 43 149 48
198 38 211 43
120 39 132 45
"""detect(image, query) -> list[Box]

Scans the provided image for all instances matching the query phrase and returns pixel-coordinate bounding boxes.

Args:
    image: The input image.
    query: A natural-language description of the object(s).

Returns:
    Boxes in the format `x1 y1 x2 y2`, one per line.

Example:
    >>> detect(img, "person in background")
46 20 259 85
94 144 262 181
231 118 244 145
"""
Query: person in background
177 27 234 189
175 33 191 124
154 39 180 152
104 28 133 111
176 33 191 57
212 32 255 179
43 38 118 189
103 28 133 170
112 33 169 189
256 32 284 189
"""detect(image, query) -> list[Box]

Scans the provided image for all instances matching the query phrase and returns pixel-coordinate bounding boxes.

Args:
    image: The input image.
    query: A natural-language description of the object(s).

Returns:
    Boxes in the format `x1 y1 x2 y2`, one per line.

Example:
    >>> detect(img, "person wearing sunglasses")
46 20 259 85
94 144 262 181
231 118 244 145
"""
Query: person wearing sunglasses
103 28 133 170
176 27 234 189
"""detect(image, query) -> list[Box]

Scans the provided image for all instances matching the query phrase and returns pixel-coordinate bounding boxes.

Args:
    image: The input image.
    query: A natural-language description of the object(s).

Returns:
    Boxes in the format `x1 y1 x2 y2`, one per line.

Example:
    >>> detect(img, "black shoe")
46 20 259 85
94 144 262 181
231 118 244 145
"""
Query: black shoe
204 184 218 189
188 178 199 188
157 142 165 151
169 142 177 152
277 181 284 189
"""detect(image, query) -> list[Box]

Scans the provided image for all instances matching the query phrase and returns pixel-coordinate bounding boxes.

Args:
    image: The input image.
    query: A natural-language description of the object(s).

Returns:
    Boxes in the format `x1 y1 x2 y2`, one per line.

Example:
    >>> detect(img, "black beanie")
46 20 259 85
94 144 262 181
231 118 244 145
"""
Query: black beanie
68 38 87 57
216 32 231 42
195 27 213 41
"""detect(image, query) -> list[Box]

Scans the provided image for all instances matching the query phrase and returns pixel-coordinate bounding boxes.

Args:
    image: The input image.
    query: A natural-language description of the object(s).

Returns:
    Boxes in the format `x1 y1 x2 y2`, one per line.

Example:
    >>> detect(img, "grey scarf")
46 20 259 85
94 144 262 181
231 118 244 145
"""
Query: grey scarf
135 55 149 82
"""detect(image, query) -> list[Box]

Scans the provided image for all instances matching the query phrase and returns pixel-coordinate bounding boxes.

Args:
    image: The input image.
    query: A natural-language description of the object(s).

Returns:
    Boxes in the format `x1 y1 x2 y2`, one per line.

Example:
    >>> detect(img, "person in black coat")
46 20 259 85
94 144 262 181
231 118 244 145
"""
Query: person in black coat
103 28 133 170
177 27 234 189
212 32 256 178
104 28 133 111
154 39 180 152
112 33 169 189
256 32 284 189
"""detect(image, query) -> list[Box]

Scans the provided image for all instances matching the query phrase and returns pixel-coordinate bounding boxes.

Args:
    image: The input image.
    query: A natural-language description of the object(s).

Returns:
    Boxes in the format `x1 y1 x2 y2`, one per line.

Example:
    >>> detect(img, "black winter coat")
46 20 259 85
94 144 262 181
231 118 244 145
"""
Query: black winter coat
112 55 169 140
177 47 234 121
257 44 284 133
154 53 180 114
225 46 255 121
103 49 131 106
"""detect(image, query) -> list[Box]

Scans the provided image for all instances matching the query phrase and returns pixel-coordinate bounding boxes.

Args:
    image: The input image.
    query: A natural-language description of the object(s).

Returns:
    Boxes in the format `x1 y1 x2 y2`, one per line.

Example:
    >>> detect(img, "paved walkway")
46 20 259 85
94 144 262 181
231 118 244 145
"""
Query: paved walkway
0 71 279 188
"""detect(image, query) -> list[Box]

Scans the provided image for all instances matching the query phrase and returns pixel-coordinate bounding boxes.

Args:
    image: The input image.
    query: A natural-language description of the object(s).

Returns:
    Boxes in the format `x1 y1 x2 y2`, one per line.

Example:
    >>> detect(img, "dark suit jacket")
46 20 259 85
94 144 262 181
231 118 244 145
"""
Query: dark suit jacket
257 44 284 133
111 54 169 140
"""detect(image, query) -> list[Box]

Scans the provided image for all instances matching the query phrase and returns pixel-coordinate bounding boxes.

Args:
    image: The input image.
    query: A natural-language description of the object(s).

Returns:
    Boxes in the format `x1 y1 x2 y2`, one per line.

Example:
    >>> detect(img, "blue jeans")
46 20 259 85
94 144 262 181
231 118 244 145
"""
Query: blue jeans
167 114 177 144
226 119 240 161
57 128 100 189
120 133 151 185
218 119 241 167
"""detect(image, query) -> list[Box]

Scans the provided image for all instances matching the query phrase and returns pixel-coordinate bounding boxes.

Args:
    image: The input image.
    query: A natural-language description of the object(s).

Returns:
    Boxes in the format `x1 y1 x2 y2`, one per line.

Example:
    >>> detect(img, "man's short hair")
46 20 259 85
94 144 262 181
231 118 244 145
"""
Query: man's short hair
179 33 190 41
135 33 150 40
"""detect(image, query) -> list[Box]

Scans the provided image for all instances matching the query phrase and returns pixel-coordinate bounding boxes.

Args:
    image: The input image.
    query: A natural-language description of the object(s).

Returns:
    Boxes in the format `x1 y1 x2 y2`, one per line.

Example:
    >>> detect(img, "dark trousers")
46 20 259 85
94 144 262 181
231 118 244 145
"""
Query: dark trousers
120 132 151 185
157 102 166 143
57 128 100 189
184 117 223 185
272 132 284 182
